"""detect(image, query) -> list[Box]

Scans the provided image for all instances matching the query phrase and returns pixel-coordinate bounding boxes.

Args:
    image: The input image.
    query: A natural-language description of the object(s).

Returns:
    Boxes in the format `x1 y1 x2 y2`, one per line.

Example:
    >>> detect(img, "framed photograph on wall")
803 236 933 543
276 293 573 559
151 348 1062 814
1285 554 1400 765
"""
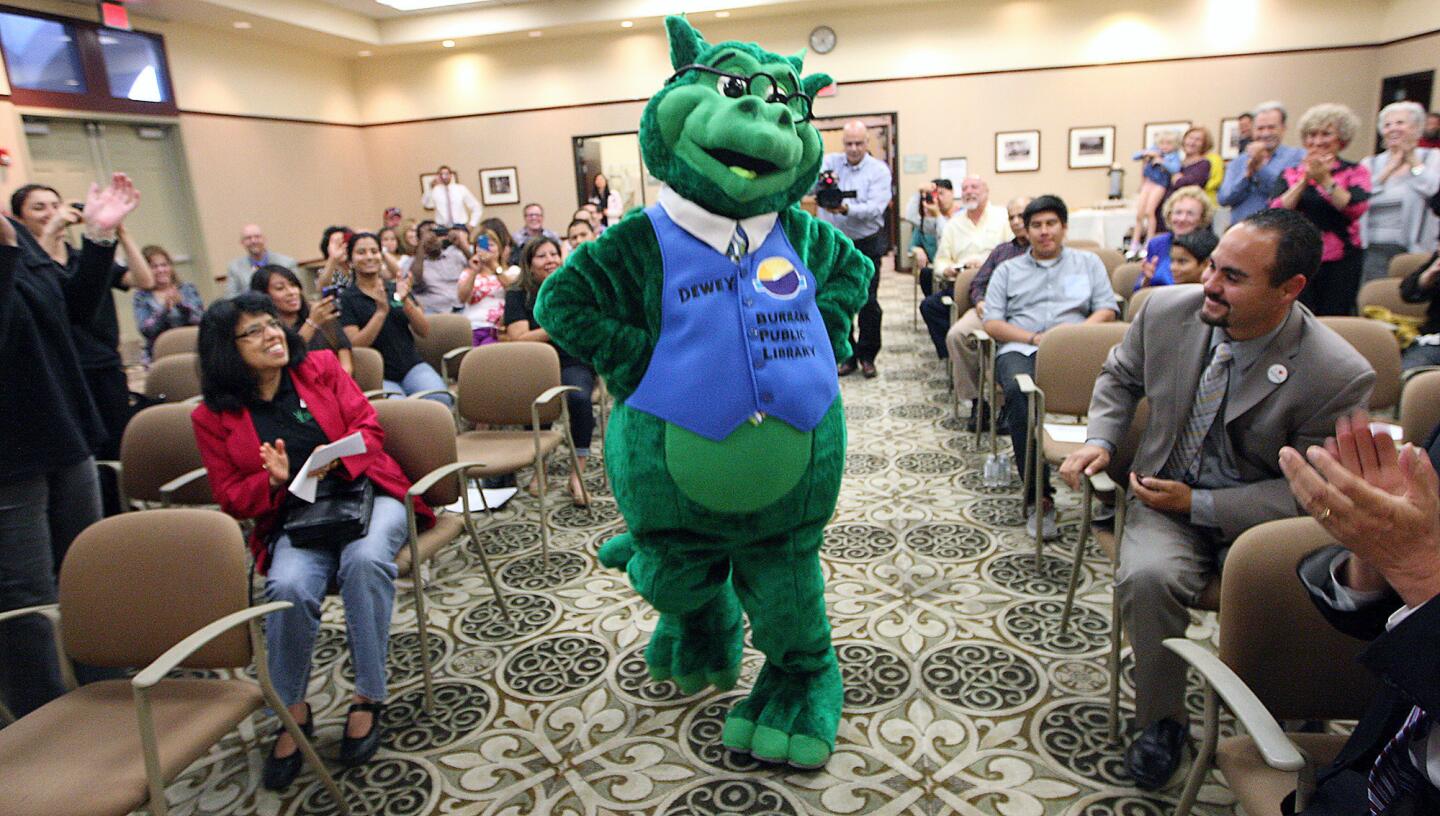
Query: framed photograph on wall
418 172 438 195
479 167 520 206
938 156 968 187
995 130 1040 173
1068 126 1115 169
1219 117 1243 159
1142 121 1191 151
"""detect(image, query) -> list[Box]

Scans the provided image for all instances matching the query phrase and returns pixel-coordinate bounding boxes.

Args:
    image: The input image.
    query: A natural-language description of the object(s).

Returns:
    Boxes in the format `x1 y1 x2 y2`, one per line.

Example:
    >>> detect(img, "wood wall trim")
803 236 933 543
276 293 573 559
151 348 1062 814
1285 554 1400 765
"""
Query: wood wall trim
171 27 1440 131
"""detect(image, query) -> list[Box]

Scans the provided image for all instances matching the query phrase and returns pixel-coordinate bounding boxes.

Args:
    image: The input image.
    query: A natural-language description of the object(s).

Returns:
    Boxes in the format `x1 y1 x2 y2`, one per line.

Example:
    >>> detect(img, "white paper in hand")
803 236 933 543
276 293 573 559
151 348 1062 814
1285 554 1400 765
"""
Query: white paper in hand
289 431 366 503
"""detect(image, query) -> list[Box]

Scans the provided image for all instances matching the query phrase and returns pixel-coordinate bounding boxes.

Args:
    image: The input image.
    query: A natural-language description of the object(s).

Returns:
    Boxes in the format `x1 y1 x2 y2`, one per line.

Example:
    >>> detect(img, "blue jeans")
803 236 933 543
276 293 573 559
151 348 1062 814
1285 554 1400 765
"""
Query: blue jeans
0 458 101 717
264 494 408 705
562 363 596 456
384 361 453 406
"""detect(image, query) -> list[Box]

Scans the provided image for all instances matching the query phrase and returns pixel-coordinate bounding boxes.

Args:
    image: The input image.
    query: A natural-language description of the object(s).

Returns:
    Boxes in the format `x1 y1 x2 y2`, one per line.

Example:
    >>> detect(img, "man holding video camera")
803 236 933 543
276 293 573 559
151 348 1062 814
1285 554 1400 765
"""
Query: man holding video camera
814 120 893 378
410 219 469 315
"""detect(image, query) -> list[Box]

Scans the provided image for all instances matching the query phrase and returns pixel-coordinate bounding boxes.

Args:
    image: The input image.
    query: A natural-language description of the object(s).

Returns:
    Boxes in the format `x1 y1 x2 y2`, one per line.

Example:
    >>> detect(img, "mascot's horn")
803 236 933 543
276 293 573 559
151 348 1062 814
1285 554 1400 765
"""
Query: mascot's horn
666 15 709 70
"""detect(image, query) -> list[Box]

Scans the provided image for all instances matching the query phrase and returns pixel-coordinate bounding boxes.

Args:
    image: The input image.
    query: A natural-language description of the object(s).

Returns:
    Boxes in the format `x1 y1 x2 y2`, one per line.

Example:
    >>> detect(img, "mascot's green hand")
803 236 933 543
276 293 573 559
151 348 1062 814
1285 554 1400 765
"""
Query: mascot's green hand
597 533 636 569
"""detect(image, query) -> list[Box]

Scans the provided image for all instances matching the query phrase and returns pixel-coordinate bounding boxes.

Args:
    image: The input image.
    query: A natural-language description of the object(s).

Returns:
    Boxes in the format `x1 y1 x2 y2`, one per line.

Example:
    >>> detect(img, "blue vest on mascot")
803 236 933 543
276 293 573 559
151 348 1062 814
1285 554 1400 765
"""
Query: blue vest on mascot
625 203 839 441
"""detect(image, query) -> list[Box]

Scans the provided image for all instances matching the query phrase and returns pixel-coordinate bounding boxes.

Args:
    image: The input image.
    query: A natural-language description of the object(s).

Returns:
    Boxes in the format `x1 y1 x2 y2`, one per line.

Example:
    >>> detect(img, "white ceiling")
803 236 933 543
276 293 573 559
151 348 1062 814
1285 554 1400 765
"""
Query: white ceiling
309 0 527 20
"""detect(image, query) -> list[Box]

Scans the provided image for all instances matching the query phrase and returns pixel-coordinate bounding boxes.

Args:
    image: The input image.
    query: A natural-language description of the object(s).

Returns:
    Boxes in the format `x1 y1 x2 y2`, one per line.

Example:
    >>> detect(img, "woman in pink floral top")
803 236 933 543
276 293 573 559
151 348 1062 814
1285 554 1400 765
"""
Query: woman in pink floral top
1270 103 1372 315
458 227 518 345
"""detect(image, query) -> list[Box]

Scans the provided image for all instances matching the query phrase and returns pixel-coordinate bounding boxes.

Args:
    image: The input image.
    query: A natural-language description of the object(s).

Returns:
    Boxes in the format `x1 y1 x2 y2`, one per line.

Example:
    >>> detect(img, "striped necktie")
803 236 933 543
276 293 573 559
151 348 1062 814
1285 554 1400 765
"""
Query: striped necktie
727 225 749 263
1165 341 1233 481
1368 706 1430 815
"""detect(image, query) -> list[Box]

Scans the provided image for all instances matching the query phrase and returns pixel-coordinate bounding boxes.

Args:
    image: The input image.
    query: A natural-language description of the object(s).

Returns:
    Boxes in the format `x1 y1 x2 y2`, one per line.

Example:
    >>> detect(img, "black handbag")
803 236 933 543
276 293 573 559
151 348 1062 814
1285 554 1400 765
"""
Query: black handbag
282 475 375 549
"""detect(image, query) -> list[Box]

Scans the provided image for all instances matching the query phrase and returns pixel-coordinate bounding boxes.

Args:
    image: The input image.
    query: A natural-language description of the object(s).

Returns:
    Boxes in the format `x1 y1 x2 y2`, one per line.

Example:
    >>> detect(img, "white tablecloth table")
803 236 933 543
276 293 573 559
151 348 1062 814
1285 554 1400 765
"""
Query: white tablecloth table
1068 207 1134 250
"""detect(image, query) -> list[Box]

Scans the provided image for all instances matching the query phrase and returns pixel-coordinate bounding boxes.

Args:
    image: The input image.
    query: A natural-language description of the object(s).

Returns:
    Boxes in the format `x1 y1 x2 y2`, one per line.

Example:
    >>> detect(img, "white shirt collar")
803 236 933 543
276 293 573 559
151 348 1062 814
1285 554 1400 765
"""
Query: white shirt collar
658 185 779 256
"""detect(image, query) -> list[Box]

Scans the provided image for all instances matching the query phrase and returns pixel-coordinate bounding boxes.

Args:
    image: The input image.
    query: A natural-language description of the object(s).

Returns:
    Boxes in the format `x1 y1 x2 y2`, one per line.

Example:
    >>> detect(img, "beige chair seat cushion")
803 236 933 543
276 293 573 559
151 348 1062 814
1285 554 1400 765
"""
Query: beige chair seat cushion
456 430 563 477
1215 732 1349 816
395 513 465 576
0 678 262 816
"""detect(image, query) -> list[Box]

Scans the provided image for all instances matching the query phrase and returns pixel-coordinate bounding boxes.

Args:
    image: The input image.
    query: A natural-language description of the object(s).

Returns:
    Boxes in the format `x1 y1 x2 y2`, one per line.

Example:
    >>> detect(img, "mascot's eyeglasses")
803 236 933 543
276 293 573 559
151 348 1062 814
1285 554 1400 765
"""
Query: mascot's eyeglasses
667 64 814 123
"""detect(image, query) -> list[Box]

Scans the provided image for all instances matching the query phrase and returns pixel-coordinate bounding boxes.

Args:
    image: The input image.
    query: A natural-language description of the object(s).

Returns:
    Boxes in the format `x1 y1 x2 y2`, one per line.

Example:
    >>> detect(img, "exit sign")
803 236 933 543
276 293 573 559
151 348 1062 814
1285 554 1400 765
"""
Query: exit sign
99 2 130 30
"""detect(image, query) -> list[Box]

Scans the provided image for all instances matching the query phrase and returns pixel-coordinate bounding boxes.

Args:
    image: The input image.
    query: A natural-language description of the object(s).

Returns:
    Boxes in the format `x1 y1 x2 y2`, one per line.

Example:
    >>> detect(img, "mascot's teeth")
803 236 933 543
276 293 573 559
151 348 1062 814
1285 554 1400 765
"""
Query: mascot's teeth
729 166 758 180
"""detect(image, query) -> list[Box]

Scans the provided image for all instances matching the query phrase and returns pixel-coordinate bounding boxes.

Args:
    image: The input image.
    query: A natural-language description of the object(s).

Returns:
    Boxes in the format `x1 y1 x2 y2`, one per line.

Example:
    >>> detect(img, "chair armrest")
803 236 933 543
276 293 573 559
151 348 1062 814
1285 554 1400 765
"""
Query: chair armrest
0 602 59 625
131 601 292 689
1015 373 1039 395
1086 471 1117 494
158 467 208 504
441 347 471 365
364 388 404 401
95 460 121 478
406 389 453 401
1163 638 1305 772
406 460 487 499
1402 365 1440 384
534 385 580 406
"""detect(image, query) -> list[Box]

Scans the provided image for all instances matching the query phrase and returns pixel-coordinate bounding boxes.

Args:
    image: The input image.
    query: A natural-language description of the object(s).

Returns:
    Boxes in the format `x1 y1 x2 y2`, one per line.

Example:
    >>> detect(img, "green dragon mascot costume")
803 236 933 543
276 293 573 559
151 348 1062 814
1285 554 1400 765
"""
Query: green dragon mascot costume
534 15 873 769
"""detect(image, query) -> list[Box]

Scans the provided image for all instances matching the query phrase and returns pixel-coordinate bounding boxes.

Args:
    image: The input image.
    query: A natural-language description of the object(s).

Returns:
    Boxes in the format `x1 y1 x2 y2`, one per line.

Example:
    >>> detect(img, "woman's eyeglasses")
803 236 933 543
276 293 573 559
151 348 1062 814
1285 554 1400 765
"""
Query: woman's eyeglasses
666 64 813 123
235 318 283 342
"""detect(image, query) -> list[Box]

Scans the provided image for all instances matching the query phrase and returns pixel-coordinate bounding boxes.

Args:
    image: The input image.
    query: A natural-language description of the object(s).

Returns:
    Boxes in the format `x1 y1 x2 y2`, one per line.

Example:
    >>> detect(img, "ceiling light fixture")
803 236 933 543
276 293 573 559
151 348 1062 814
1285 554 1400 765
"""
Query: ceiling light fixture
716 11 731 18
358 50 373 57
376 0 488 10
529 30 543 38
442 39 456 48
620 20 635 28
233 21 252 29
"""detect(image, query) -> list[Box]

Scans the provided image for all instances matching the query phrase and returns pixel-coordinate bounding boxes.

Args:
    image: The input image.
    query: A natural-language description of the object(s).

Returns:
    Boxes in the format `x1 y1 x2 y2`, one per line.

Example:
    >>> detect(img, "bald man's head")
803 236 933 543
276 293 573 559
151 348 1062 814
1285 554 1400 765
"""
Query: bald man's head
959 176 989 210
1006 197 1032 239
240 223 267 258
842 121 869 165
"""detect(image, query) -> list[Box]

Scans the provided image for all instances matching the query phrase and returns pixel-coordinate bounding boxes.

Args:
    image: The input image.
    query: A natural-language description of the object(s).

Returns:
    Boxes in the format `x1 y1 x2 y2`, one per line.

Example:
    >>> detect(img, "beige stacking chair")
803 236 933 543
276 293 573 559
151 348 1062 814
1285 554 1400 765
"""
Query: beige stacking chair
1166 517 1378 816
0 509 350 816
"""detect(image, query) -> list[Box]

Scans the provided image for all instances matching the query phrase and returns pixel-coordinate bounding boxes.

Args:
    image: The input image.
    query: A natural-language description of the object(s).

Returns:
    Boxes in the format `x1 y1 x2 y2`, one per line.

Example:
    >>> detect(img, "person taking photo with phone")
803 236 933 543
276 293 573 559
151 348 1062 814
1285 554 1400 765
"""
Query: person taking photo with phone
251 264 353 376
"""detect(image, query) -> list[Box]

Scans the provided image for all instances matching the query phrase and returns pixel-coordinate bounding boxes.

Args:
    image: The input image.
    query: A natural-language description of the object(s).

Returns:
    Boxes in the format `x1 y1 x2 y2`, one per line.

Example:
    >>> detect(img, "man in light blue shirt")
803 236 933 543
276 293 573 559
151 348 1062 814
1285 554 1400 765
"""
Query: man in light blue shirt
814 120 892 378
1218 101 1305 222
983 195 1118 537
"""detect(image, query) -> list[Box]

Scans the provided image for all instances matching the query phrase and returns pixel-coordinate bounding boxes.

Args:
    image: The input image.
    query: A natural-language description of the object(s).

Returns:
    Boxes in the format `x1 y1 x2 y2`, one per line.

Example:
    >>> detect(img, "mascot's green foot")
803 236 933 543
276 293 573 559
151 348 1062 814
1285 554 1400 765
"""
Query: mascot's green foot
645 598 743 694
721 660 843 769
597 533 635 569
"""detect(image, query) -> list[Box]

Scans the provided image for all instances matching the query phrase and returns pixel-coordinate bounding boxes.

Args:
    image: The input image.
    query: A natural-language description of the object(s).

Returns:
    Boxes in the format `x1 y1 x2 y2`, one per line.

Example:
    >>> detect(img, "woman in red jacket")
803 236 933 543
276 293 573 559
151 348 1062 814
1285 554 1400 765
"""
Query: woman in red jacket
191 293 434 791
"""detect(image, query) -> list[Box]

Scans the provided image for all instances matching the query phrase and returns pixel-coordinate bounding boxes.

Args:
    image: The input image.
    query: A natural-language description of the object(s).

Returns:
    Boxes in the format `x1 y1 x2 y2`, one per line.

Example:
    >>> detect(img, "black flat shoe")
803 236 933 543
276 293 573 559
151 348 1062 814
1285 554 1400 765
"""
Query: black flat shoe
262 703 313 792
1124 717 1187 790
338 701 385 767
859 361 877 379
837 360 858 377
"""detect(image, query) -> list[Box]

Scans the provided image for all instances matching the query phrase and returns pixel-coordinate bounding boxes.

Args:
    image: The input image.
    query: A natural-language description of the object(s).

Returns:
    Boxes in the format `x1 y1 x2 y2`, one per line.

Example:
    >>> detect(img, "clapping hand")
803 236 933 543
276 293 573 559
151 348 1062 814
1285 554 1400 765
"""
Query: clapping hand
1305 153 1334 186
393 276 411 303
260 440 290 487
83 173 140 233
1140 255 1158 282
1279 409 1440 608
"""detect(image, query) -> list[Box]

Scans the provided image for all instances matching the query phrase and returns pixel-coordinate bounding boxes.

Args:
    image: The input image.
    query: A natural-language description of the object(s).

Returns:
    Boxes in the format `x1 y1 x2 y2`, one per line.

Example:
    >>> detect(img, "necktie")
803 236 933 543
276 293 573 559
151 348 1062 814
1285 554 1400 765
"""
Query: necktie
728 225 749 263
1165 341 1233 481
1369 706 1430 815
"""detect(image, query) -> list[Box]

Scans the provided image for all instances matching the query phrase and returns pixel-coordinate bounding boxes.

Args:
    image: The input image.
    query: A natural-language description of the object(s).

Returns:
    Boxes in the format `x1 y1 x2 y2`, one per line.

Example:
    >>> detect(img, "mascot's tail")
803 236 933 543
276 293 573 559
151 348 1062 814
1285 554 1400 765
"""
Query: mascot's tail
597 532 636 569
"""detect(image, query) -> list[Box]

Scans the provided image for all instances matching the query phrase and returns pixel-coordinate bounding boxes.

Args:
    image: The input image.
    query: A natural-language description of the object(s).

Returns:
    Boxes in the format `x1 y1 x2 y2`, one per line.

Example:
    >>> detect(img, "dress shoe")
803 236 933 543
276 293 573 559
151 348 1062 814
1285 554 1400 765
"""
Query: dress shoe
837 360 858 377
859 361 877 379
262 703 313 792
338 701 385 767
1124 717 1187 790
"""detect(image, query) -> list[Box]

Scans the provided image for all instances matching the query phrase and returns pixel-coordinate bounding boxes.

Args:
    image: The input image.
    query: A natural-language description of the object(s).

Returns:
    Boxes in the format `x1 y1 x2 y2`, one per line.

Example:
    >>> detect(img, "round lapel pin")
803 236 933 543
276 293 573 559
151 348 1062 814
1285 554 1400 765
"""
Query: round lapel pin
1267 364 1288 384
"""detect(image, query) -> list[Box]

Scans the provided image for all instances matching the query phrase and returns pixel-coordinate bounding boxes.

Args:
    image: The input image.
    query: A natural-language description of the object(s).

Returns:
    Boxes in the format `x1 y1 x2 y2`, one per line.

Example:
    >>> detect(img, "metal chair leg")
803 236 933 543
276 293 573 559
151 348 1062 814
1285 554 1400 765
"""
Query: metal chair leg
1060 477 1093 633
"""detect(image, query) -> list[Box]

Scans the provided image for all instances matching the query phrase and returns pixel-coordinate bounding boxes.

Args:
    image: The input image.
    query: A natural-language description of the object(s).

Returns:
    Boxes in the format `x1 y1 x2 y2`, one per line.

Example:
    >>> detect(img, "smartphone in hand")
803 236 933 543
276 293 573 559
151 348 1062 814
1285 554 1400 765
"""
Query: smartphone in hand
321 285 340 300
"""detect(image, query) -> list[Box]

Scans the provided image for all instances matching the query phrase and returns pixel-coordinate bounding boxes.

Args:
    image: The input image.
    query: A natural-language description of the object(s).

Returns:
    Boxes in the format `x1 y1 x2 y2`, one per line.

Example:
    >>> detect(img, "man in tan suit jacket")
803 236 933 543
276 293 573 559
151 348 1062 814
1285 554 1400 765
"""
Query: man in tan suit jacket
1061 208 1375 789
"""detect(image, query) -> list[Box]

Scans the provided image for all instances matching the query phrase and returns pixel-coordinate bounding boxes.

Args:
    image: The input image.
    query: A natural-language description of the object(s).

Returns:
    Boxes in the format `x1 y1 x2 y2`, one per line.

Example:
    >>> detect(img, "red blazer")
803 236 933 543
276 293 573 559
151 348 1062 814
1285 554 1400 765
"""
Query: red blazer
192 350 435 572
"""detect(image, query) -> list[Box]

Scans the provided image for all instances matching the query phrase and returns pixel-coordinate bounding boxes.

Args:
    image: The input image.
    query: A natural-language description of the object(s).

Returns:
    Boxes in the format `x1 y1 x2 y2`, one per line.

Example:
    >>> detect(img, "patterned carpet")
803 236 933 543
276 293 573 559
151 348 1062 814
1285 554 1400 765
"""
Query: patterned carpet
162 265 1243 816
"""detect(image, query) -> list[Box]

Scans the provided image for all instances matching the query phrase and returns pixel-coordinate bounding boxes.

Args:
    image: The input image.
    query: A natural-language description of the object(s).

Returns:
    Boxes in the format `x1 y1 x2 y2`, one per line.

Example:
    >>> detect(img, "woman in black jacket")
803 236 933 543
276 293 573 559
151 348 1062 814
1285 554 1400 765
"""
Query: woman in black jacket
1399 251 1440 370
0 173 137 719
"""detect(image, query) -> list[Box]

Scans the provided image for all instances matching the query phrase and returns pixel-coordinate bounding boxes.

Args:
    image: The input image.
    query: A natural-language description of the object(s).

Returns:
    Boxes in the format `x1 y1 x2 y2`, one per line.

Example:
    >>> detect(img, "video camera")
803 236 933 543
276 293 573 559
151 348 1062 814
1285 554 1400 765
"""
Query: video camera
815 170 858 211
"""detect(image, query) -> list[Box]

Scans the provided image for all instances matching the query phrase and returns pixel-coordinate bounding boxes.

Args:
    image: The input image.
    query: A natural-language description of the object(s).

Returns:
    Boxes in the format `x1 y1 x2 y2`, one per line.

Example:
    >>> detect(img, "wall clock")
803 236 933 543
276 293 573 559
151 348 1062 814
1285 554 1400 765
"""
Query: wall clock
809 25 836 54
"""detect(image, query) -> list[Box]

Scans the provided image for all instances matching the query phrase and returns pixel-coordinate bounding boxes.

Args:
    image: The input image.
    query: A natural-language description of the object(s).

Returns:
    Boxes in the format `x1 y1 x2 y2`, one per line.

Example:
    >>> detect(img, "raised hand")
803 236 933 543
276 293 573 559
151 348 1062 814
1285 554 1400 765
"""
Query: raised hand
84 173 140 233
260 439 290 487
0 215 15 247
1280 434 1440 607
